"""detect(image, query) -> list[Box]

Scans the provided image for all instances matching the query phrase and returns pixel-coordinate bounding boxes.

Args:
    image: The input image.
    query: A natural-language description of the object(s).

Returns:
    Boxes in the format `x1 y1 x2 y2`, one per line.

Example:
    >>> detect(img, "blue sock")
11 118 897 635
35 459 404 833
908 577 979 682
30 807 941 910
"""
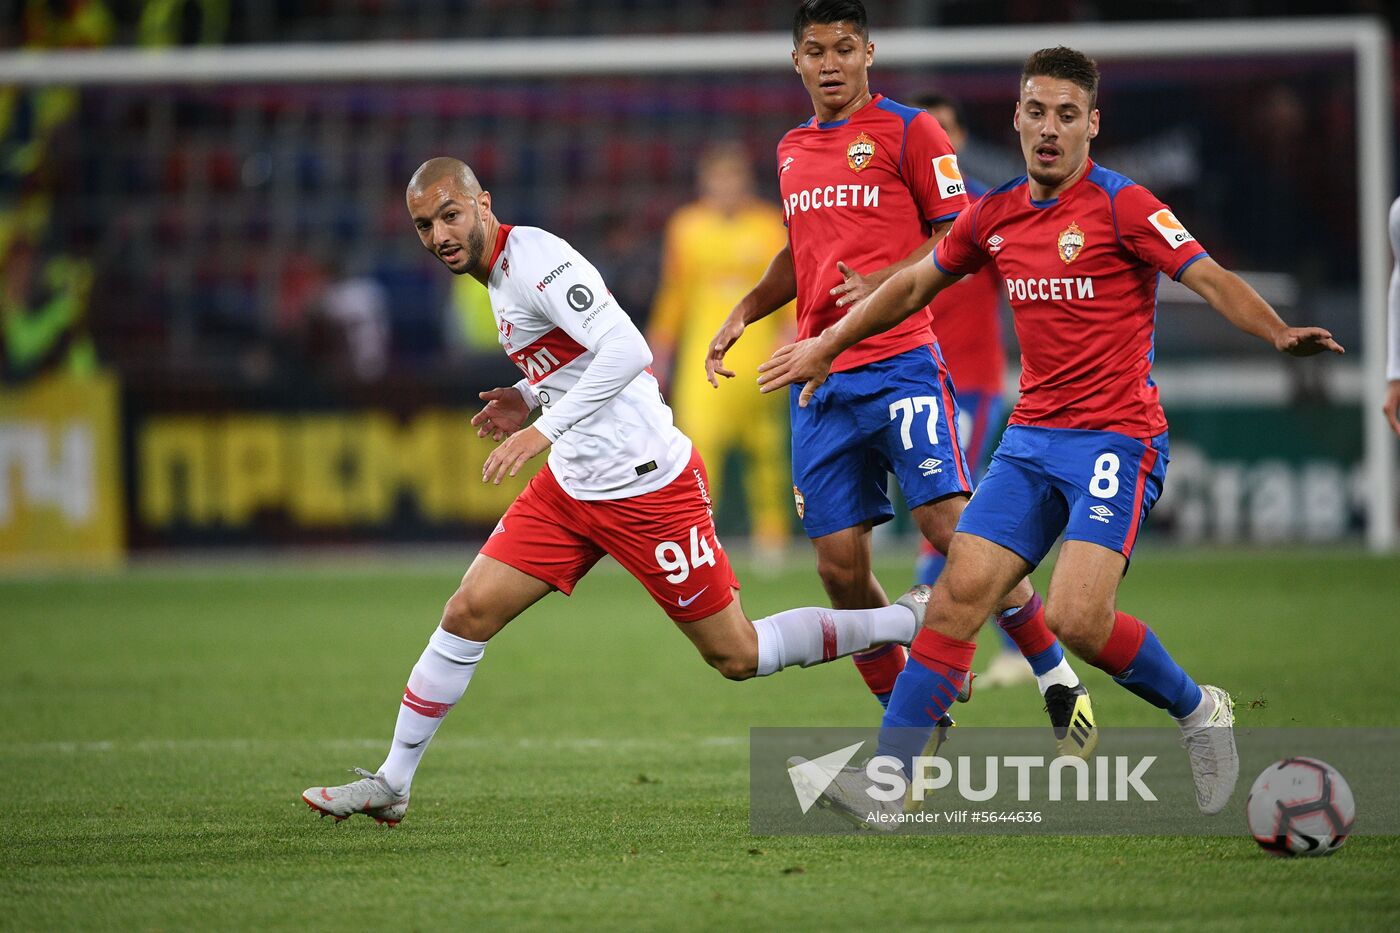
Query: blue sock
1023 641 1064 677
875 655 963 779
995 624 1019 654
875 691 892 709
1111 626 1201 718
914 550 946 586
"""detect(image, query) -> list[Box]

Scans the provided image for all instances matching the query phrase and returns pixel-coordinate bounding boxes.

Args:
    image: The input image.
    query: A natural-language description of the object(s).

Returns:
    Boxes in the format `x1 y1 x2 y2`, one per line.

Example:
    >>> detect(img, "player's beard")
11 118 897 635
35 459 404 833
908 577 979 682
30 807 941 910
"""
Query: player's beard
445 217 488 275
462 220 487 272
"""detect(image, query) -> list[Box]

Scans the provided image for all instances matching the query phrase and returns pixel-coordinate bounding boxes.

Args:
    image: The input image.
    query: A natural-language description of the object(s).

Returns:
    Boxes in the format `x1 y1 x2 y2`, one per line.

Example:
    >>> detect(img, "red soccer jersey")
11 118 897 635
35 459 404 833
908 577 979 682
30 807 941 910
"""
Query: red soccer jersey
779 94 969 372
933 160 1208 437
927 178 1005 395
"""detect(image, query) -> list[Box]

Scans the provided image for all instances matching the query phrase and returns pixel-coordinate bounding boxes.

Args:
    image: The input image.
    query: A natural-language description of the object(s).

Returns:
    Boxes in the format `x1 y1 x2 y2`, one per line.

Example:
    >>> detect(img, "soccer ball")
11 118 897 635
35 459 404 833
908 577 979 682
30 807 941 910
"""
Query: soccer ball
1245 757 1354 857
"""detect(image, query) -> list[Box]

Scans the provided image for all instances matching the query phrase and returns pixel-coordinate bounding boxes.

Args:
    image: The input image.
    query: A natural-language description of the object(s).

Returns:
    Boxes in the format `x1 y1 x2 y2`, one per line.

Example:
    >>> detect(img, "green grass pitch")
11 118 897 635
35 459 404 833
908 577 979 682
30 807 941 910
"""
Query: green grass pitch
3 548 1399 931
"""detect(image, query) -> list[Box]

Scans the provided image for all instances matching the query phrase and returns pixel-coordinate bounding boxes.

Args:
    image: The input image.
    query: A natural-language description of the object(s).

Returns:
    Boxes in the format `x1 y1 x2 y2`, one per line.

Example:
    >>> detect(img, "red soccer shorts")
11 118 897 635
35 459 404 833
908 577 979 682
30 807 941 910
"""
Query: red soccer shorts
480 447 739 622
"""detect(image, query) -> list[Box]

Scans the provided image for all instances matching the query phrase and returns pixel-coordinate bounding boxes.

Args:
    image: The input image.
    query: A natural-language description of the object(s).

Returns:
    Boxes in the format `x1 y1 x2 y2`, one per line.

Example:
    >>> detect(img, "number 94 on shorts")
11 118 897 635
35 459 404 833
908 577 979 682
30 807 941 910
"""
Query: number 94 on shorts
957 425 1170 567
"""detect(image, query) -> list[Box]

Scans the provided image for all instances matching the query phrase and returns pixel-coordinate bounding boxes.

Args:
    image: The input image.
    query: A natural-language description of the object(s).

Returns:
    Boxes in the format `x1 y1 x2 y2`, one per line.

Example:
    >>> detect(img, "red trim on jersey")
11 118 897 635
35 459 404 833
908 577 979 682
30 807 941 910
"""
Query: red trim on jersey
488 224 513 275
510 326 588 385
1121 445 1160 556
402 687 453 719
928 345 971 492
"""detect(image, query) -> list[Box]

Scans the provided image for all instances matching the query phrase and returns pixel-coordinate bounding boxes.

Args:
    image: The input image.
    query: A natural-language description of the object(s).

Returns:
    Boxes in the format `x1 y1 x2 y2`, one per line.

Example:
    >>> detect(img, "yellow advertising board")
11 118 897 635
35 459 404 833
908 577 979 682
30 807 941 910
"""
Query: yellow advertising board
0 374 124 568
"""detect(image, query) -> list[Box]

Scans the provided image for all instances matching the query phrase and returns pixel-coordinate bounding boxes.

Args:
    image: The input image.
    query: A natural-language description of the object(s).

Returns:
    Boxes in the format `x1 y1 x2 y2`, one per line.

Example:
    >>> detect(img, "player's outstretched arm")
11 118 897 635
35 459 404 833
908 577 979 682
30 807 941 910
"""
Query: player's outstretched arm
706 245 797 387
1179 258 1344 357
757 257 959 407
830 220 953 309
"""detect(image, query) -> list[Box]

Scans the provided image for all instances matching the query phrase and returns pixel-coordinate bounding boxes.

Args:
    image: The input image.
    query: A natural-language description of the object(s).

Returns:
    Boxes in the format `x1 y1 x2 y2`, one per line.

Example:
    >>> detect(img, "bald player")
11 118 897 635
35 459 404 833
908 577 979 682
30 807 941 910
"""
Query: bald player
299 158 938 826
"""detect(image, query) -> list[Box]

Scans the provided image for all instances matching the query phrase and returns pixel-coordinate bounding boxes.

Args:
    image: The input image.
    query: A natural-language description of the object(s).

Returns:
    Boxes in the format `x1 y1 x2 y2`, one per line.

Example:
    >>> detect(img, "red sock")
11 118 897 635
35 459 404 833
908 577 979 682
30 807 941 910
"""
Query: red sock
852 643 906 697
910 627 977 676
997 593 1056 658
1091 611 1148 676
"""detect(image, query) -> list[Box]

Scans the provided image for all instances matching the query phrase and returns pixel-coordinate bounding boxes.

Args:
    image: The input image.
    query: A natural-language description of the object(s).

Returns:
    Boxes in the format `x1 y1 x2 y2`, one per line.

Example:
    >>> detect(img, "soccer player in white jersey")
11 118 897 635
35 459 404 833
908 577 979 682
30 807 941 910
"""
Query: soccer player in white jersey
300 158 933 825
1384 196 1400 437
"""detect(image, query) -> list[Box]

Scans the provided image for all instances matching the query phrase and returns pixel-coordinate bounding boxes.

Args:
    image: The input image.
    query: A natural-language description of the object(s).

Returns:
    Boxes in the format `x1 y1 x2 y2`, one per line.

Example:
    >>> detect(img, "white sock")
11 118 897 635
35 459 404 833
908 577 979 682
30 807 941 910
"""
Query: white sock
1035 657 1081 694
378 626 486 794
751 604 916 677
1173 687 1213 728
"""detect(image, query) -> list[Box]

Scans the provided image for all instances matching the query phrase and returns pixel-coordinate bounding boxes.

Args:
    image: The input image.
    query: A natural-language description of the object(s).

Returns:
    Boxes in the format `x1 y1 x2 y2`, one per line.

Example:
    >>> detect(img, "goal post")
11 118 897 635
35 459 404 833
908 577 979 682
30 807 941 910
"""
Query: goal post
1 17 1393 551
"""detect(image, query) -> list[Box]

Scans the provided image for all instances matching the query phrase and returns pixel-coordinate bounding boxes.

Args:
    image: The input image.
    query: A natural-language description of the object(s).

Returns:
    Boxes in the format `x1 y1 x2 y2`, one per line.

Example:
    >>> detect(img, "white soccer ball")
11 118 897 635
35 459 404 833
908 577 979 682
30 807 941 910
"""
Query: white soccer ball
1245 757 1354 857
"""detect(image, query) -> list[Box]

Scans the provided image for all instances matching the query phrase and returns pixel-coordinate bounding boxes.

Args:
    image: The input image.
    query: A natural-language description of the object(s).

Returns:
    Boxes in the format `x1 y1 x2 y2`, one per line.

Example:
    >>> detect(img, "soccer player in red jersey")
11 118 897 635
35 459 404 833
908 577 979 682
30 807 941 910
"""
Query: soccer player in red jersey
707 1 1092 752
910 92 1036 691
762 47 1343 821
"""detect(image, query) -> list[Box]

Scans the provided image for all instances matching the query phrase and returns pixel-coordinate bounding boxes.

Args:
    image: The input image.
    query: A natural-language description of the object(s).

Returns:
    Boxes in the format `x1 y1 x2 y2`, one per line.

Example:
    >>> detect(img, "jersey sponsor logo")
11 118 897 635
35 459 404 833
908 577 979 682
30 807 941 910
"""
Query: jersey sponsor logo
932 155 966 198
1148 209 1195 249
987 234 1005 254
509 326 587 384
783 184 880 219
535 261 573 292
566 284 594 312
1004 276 1095 303
846 132 876 172
1057 222 1086 264
792 486 806 520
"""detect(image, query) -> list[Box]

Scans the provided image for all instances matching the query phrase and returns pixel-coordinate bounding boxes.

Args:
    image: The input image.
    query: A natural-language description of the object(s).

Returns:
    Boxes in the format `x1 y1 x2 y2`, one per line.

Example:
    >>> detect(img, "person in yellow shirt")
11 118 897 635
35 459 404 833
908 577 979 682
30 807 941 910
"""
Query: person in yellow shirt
649 143 794 557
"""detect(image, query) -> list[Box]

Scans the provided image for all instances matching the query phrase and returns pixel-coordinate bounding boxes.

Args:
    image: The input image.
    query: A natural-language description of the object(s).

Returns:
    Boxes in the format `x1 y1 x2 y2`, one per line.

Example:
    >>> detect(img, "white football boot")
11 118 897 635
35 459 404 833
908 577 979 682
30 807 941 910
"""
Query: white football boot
1176 685 1239 815
789 759 905 832
302 768 409 826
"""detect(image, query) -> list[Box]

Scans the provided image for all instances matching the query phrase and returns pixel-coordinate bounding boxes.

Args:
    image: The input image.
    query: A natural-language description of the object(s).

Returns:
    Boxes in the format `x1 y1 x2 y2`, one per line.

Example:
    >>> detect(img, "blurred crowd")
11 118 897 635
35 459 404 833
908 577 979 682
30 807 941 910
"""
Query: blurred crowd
1 0 1391 391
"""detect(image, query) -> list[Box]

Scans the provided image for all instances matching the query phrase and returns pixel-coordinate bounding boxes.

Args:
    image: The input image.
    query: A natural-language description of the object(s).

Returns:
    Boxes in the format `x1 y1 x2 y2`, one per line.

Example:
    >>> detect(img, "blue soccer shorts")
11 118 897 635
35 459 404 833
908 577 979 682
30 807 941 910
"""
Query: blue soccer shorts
956 425 1169 567
790 344 972 539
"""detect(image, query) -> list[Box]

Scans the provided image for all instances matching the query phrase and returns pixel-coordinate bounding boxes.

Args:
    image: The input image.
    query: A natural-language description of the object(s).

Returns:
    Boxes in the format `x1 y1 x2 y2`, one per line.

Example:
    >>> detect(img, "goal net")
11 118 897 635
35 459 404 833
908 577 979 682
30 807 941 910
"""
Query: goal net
1 18 1392 555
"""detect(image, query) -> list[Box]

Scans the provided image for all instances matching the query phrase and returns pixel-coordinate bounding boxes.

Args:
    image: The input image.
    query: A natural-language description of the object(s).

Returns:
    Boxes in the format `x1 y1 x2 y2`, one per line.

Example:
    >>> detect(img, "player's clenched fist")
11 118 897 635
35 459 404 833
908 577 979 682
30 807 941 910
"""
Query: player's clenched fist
482 425 550 485
471 386 531 441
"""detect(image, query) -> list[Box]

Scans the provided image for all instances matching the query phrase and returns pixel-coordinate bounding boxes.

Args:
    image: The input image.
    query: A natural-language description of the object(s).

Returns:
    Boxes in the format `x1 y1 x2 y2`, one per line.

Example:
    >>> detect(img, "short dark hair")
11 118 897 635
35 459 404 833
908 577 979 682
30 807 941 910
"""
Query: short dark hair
912 92 966 133
1021 46 1099 108
792 0 868 46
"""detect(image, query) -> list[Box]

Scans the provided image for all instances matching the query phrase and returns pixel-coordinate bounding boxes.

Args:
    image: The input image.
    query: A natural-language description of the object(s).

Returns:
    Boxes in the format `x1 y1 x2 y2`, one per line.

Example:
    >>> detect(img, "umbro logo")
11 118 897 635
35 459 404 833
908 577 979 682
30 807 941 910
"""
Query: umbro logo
1088 504 1114 524
780 156 795 174
919 458 943 476
987 234 1005 254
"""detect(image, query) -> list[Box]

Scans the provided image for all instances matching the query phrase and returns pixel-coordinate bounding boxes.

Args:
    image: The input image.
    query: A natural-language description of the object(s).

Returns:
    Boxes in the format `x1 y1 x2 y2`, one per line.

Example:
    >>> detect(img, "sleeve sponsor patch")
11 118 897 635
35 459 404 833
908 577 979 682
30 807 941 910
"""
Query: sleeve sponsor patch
933 155 967 199
1147 209 1195 249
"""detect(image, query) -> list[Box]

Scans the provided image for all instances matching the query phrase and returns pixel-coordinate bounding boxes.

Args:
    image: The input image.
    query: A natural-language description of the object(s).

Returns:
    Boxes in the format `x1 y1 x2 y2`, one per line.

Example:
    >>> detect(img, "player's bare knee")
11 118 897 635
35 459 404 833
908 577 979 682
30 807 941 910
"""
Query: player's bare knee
706 650 756 681
936 574 991 624
815 558 864 603
1044 602 1109 654
440 588 493 641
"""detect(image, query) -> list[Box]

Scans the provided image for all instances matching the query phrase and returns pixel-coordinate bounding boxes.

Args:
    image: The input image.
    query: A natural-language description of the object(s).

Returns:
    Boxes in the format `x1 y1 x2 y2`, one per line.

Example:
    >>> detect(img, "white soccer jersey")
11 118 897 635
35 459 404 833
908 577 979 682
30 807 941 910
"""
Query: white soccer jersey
486 224 692 500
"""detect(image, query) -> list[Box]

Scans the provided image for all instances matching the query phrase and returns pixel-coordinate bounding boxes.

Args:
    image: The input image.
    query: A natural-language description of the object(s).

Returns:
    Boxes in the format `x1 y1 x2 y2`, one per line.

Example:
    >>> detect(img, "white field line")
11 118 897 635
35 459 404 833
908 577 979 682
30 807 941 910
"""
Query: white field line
3 736 747 755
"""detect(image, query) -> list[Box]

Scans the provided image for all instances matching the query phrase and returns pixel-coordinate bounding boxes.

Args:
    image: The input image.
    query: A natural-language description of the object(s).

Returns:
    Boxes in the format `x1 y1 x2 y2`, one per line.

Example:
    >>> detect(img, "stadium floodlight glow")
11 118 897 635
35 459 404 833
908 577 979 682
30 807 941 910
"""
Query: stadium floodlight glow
1 17 1390 550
